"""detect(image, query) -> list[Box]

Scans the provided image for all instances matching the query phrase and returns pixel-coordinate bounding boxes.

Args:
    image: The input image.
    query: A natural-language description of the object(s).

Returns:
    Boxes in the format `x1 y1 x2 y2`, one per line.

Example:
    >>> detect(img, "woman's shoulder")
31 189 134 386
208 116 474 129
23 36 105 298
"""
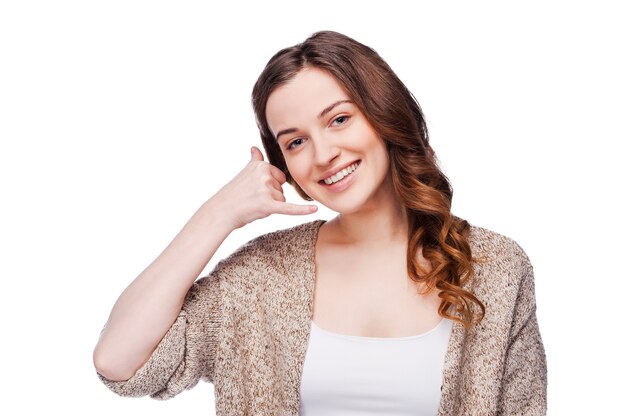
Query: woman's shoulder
467 222 532 266
208 219 323 278
233 219 322 257
245 219 324 250
465 222 535 294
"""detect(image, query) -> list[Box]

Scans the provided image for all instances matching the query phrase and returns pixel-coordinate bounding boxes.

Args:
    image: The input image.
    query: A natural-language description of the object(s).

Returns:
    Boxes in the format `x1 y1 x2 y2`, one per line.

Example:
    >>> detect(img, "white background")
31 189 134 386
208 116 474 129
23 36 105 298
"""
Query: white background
1 1 624 414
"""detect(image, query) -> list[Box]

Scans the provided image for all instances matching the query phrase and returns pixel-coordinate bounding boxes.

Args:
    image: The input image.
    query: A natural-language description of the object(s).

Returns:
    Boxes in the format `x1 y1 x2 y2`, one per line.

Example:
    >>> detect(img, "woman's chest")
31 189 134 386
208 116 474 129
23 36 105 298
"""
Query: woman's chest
311 242 442 338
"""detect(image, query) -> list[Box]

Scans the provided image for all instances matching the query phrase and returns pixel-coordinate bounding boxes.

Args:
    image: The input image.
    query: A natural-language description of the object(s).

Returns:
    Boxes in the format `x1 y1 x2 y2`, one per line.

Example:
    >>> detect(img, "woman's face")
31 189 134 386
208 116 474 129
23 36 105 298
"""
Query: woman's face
265 66 393 214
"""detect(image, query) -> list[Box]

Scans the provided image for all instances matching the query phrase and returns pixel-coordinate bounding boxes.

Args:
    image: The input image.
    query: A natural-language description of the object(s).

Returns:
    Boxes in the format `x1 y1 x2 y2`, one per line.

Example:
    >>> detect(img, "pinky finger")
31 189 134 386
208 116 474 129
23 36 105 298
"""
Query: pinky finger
272 201 318 216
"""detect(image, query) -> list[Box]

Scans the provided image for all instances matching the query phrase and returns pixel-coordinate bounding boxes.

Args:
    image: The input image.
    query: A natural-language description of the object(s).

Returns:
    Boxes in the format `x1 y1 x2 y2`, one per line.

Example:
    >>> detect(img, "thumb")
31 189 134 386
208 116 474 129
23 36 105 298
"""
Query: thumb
250 146 264 162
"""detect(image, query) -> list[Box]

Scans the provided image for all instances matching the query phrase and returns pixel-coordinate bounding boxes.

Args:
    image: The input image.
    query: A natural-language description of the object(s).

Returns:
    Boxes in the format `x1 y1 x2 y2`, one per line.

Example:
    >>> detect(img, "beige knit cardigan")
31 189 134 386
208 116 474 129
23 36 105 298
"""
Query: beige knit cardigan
97 219 547 415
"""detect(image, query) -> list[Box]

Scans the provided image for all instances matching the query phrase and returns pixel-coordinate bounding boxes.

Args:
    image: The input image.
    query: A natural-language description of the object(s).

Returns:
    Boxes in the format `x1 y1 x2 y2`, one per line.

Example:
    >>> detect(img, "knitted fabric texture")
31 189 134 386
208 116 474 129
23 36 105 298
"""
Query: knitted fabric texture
97 219 547 415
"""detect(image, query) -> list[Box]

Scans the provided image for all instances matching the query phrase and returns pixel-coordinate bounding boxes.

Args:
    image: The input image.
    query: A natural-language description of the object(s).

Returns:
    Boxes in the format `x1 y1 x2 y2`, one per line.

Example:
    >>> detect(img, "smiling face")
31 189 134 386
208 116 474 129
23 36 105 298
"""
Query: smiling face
265 66 395 214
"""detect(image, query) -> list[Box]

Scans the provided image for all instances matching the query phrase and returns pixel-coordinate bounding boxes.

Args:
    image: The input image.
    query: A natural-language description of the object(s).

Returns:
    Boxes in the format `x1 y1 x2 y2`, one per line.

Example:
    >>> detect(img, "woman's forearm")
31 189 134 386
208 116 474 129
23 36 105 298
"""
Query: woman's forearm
92 197 235 381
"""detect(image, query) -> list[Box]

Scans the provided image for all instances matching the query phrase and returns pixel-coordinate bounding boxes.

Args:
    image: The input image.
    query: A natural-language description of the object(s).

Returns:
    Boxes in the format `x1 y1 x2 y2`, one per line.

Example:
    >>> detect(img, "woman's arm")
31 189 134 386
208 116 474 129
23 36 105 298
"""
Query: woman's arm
92 197 235 381
93 147 317 382
498 252 548 414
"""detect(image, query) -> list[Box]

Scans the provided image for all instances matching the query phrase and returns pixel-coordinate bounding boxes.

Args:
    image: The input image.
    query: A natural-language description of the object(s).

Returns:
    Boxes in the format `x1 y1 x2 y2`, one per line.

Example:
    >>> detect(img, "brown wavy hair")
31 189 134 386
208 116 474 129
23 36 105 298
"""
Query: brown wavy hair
251 31 485 327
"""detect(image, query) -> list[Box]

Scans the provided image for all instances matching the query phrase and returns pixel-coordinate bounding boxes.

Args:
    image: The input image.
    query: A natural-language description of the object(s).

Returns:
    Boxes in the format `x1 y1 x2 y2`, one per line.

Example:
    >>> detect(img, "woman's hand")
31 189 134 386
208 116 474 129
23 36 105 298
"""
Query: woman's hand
210 146 317 230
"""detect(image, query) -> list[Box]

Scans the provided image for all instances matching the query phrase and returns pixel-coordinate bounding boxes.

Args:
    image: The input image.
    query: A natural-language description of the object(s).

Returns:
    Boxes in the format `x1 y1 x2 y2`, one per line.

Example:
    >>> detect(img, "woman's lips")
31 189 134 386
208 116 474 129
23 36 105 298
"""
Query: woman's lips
318 160 360 192
318 160 361 184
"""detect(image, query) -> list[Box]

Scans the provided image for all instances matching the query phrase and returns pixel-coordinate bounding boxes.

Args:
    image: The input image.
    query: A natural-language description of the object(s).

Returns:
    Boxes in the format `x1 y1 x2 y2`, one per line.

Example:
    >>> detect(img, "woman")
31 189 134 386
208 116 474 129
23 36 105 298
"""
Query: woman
94 31 547 415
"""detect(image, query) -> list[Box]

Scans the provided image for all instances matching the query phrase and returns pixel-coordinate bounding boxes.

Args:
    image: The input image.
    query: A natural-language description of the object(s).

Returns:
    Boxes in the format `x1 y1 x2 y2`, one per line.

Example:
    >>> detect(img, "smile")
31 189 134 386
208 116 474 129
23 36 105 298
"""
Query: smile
321 161 361 185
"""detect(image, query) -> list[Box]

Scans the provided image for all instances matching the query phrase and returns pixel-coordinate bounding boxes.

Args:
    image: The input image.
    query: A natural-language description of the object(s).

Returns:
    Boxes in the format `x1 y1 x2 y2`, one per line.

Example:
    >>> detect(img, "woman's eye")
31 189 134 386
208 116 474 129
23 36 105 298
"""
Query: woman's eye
287 138 304 150
331 115 350 126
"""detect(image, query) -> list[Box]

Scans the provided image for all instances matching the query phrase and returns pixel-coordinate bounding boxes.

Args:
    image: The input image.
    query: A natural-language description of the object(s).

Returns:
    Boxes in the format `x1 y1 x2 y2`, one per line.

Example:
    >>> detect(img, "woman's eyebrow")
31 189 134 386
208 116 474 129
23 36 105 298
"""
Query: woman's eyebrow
275 99 353 141
317 99 353 120
275 128 298 142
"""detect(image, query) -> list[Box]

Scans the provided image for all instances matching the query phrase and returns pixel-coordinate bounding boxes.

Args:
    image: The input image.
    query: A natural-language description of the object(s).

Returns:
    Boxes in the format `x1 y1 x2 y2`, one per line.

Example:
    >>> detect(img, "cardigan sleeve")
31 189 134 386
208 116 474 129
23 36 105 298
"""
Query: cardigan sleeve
96 269 223 400
497 244 548 415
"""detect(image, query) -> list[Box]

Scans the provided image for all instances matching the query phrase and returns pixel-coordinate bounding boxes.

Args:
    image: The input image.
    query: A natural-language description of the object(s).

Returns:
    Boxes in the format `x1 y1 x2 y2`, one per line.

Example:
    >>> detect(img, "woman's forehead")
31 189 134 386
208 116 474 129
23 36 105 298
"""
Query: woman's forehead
265 67 351 134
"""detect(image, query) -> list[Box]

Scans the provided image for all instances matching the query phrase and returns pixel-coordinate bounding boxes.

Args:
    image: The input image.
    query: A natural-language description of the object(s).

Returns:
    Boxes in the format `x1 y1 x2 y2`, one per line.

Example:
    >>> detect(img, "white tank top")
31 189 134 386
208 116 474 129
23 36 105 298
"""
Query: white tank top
299 318 453 415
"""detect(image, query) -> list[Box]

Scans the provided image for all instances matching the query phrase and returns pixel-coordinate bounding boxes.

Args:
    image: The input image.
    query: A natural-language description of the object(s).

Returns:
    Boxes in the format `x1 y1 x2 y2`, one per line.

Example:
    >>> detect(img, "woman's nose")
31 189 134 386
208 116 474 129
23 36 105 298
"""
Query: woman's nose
312 133 340 167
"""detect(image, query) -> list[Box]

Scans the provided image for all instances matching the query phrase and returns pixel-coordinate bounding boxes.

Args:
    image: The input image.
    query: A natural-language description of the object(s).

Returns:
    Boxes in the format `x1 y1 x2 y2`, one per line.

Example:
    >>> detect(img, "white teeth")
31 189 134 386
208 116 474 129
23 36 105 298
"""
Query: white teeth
323 162 360 185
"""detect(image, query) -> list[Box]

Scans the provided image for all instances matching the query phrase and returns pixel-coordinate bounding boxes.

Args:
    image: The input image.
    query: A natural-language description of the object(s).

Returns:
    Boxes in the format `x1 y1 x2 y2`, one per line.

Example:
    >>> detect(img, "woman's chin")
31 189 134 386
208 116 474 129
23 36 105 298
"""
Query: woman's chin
302 183 370 215
314 197 368 215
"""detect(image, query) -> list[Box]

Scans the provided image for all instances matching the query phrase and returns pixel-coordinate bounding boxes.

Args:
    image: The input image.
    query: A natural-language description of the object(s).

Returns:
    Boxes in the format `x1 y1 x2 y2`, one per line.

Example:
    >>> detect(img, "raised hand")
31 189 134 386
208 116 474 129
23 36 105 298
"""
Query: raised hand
211 146 317 230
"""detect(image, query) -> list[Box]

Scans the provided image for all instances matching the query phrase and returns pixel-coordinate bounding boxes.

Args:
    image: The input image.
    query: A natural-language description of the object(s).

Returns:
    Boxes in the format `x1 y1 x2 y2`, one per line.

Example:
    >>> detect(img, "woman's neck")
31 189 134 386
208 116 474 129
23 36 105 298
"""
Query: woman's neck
324 182 409 247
